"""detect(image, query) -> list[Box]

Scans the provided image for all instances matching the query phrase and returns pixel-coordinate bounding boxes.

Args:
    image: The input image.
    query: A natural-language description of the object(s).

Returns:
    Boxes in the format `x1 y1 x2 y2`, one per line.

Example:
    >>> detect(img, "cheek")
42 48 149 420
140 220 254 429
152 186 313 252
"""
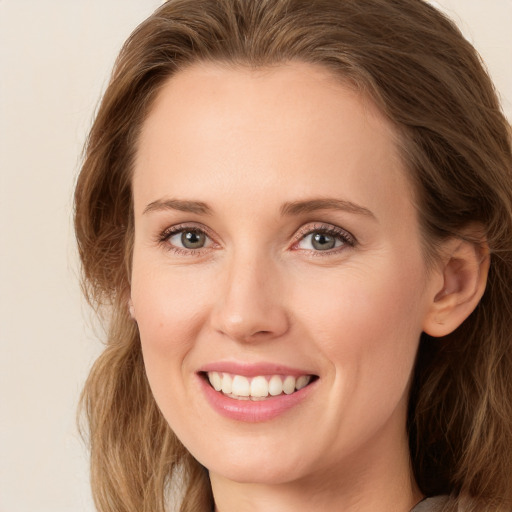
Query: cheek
130 260 214 391
297 258 425 344
132 255 211 335
130 266 219 452
294 256 426 408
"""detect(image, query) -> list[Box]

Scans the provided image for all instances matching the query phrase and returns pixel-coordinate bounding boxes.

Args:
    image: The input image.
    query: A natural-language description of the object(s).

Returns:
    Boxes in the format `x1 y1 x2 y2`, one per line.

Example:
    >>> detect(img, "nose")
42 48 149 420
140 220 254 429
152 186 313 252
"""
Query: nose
210 251 290 343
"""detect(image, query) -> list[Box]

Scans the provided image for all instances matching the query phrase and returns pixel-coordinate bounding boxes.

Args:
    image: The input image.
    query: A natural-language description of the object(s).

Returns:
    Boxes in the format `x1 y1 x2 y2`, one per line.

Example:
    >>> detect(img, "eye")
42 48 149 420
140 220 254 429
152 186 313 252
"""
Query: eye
169 229 208 249
293 224 356 253
159 225 215 253
299 232 342 251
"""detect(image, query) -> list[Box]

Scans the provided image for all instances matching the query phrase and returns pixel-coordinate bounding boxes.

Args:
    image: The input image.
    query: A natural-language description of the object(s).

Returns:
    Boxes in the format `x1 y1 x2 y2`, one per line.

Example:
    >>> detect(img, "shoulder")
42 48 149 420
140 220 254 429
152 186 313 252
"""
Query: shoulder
412 496 449 512
412 495 512 512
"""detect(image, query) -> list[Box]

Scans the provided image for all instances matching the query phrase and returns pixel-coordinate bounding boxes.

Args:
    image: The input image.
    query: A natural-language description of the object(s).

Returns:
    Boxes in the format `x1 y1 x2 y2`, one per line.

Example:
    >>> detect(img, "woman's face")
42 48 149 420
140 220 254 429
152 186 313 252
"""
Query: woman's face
130 62 441 486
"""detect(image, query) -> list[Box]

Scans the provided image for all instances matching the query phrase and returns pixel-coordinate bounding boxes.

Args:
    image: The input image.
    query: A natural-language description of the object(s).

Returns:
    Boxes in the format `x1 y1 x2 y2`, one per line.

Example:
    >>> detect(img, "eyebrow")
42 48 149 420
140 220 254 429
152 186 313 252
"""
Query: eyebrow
143 198 212 215
280 198 376 219
142 197 375 219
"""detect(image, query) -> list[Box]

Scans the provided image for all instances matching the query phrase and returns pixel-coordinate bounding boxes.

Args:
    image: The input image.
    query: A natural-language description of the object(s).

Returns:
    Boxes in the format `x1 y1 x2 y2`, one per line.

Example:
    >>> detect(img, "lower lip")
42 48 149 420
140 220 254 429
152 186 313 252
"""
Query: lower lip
198 374 316 423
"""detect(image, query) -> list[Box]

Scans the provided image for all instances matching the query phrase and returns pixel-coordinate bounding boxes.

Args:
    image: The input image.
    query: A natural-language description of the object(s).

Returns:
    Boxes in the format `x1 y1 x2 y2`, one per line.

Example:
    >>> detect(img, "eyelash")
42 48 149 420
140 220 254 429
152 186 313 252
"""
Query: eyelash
157 223 216 256
157 222 356 256
291 223 356 256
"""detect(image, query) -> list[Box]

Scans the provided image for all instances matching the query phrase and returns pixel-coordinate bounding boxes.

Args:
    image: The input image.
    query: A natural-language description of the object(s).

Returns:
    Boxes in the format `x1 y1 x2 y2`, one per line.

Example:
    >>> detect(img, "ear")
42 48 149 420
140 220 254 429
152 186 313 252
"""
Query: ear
423 234 490 337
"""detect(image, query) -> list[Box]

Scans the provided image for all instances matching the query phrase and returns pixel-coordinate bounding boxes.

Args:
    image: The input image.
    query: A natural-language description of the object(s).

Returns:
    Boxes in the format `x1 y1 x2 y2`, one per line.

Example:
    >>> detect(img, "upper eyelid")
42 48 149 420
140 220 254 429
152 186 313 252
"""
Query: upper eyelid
292 222 356 244
160 222 215 239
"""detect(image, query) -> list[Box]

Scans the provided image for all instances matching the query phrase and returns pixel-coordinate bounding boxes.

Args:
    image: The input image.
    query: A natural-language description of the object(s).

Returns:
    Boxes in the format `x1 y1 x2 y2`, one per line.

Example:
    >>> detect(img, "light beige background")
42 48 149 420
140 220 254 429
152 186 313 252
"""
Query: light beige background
0 1 510 511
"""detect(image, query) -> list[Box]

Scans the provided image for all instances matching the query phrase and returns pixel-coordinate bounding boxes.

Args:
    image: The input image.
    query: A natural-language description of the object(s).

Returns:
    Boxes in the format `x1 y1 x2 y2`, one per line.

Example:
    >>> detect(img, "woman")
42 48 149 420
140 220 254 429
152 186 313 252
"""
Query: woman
74 0 512 511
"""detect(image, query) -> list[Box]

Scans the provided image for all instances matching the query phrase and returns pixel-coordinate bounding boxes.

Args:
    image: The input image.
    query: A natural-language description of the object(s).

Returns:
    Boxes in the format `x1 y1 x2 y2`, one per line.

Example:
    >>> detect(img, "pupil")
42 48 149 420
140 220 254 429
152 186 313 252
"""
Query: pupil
181 231 205 249
312 233 335 250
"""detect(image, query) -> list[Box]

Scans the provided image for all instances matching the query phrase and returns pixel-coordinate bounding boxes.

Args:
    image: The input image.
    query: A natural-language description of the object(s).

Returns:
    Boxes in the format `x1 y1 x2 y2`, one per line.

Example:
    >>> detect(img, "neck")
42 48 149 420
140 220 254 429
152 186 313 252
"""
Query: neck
210 413 422 512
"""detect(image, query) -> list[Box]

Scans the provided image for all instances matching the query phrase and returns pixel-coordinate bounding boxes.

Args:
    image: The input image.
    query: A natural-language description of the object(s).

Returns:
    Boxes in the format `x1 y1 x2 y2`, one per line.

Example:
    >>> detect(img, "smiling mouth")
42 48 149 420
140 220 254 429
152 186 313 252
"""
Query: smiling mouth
204 371 318 401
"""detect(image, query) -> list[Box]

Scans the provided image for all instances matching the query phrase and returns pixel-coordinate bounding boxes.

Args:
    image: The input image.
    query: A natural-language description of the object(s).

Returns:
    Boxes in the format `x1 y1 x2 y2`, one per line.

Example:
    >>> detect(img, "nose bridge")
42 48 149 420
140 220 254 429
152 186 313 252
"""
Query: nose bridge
212 245 288 342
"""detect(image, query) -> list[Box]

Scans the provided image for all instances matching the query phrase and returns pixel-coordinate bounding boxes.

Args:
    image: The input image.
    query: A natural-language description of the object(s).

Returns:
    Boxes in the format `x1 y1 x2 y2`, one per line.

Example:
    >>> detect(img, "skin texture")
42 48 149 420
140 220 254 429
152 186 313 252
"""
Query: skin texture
129 62 485 512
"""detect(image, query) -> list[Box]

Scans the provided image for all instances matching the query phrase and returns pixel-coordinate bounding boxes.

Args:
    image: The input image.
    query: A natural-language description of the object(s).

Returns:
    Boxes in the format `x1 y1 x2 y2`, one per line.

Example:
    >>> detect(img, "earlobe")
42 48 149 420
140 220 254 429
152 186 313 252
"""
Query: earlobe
423 237 490 338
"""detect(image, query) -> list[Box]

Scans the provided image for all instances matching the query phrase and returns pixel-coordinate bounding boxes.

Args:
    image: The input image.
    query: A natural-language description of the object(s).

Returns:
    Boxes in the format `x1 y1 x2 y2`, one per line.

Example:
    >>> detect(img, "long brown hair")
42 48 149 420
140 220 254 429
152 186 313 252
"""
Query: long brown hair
74 1 512 511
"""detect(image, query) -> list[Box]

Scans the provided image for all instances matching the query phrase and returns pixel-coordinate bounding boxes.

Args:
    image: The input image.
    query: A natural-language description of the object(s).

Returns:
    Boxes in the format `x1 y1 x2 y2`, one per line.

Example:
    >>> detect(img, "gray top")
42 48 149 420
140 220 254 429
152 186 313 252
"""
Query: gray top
411 496 449 512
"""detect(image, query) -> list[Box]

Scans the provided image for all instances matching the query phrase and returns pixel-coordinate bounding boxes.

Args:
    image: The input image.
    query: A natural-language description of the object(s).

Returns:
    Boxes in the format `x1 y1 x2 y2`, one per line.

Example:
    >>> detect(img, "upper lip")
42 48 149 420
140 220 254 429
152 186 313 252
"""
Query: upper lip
198 361 317 378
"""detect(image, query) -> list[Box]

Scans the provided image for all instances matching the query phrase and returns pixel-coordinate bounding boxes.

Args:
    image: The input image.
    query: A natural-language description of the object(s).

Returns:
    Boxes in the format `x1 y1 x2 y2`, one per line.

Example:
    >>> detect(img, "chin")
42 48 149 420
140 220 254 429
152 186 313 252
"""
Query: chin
199 444 310 485
214 463 304 486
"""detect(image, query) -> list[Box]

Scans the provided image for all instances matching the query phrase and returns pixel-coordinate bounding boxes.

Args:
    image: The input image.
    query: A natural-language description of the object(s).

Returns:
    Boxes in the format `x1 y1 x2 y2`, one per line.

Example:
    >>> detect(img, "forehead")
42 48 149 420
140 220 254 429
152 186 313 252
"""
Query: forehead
133 61 412 221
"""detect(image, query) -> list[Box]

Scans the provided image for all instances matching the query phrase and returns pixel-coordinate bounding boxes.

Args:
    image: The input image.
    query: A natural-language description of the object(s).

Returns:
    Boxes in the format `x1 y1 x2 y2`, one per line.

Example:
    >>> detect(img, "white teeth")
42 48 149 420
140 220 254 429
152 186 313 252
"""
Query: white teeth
206 372 313 399
221 373 232 394
231 375 250 397
210 372 222 391
268 375 283 396
283 376 296 395
296 375 311 390
250 376 268 398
